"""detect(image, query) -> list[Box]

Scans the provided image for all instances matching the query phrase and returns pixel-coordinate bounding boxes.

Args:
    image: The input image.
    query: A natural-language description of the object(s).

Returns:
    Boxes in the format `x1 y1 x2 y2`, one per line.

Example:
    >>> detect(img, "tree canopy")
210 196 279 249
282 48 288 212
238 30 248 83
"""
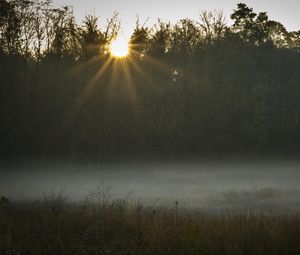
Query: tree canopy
1 0 300 161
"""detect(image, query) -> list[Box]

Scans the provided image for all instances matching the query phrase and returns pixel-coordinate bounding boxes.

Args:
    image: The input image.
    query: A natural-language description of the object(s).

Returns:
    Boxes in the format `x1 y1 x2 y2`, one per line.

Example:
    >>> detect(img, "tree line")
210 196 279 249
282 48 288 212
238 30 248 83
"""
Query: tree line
1 0 300 161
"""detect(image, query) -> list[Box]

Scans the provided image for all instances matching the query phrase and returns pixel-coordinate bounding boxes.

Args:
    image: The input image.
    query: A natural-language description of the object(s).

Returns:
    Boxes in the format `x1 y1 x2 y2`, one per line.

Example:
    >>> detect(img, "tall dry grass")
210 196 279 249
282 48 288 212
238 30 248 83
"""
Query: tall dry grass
1 189 300 255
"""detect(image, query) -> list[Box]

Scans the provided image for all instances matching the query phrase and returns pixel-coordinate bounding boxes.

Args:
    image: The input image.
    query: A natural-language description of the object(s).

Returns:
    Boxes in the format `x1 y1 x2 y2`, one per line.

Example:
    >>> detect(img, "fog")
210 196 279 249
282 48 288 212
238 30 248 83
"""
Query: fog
1 161 300 211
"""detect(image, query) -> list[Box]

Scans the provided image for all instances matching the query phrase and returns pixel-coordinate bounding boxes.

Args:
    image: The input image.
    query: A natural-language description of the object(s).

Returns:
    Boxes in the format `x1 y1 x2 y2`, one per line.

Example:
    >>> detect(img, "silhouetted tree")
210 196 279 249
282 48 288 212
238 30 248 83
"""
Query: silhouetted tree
1 2 300 160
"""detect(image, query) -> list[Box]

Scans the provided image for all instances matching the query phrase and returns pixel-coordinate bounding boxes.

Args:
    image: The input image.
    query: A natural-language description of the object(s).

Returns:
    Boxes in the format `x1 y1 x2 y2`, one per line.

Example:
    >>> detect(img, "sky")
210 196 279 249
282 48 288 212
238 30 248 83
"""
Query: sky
54 0 300 36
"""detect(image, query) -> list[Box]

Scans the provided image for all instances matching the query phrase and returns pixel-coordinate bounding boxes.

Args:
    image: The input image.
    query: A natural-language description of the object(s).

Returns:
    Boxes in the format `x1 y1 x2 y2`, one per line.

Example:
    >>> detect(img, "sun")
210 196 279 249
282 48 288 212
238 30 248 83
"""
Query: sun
110 37 129 58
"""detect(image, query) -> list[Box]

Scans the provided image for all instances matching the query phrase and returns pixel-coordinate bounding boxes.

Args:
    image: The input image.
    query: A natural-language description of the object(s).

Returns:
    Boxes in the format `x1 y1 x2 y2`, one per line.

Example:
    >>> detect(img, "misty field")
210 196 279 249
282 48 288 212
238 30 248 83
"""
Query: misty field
1 0 300 254
1 188 300 255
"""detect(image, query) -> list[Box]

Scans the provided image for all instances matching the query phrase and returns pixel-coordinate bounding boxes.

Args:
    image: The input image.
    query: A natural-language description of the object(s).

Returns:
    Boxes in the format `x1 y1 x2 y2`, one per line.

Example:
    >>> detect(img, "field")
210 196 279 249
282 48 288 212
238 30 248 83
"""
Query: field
1 1 300 254
1 189 300 255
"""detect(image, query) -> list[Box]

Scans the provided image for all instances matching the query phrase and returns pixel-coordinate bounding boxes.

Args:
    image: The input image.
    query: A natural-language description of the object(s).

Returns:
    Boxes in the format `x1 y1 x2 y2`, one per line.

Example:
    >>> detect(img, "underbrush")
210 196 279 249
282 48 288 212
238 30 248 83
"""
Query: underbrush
1 188 300 255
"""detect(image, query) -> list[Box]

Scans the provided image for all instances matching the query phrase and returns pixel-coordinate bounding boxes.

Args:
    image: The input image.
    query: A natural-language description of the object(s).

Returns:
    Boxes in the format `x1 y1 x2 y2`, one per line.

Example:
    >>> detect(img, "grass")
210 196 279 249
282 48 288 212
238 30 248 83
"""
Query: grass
1 188 300 255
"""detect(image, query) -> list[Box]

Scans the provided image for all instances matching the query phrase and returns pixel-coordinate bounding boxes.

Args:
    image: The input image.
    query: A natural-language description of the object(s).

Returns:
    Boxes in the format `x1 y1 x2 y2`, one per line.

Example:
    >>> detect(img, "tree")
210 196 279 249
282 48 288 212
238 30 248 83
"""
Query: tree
80 14 102 59
0 0 22 55
199 10 227 45
80 13 120 59
49 6 80 58
130 17 150 59
231 3 272 45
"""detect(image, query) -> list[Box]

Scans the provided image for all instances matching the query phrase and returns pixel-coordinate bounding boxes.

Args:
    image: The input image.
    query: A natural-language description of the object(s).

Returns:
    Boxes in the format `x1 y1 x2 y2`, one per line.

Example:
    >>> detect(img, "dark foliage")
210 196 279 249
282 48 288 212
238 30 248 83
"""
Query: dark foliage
1 0 300 161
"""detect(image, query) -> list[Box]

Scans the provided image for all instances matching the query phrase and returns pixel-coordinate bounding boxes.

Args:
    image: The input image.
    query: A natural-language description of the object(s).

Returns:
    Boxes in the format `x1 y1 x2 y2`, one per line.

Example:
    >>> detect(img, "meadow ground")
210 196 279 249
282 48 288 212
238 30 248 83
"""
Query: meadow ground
1 188 300 255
